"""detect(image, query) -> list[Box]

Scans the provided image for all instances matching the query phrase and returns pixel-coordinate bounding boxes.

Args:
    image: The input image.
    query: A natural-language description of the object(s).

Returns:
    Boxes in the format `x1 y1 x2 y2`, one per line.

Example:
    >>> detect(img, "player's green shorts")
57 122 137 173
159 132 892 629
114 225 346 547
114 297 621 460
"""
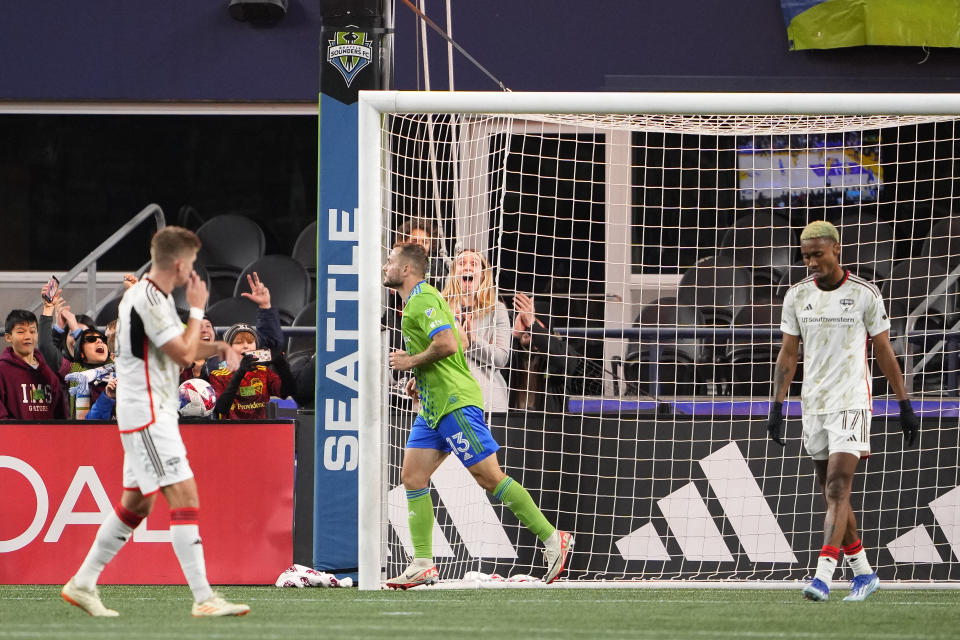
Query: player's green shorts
406 405 500 467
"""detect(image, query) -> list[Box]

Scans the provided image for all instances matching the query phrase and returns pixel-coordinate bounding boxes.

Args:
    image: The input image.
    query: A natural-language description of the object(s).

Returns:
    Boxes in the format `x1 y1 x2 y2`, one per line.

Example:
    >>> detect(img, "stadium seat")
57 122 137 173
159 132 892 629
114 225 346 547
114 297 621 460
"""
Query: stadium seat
837 214 895 283
623 296 703 398
676 255 753 325
234 254 311 325
720 212 796 285
195 214 266 304
287 301 316 354
920 217 960 271
774 263 810 299
721 302 801 397
204 296 260 329
94 296 122 327
291 221 317 300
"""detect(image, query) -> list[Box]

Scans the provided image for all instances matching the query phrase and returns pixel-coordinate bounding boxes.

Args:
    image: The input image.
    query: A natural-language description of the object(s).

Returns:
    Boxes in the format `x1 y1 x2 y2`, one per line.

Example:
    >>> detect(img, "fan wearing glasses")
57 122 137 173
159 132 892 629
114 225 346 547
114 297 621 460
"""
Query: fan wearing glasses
64 327 116 419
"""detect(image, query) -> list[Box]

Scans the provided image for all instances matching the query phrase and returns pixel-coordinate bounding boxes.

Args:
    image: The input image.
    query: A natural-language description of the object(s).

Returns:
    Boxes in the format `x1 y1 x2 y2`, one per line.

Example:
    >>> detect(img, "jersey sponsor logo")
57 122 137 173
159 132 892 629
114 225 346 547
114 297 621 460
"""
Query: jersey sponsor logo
803 303 813 311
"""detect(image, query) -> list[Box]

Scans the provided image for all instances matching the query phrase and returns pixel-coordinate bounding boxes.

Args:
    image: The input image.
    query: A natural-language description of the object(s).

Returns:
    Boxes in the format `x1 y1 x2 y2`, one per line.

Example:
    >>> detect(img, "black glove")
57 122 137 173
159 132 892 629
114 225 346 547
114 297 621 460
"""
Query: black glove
899 399 919 448
237 352 258 374
766 401 785 447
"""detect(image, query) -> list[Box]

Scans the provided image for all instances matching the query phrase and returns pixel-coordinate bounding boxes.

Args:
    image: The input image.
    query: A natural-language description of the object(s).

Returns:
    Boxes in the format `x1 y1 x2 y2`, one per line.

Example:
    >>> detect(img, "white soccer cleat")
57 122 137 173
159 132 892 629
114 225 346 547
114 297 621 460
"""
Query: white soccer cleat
385 561 439 590
843 573 880 602
191 592 250 617
61 577 119 617
543 530 574 584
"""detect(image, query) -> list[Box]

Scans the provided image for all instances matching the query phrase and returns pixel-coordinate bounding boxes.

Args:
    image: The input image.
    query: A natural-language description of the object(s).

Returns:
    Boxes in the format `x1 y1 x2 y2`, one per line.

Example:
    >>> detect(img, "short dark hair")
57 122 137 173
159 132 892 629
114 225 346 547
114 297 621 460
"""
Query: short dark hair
5 309 37 334
395 242 429 278
75 314 96 330
397 218 438 248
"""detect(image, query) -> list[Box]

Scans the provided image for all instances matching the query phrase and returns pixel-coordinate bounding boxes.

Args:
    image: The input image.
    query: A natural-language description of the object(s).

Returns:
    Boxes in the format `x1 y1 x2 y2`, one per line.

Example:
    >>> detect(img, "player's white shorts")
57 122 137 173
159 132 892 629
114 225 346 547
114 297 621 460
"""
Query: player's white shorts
801 409 871 460
120 421 194 496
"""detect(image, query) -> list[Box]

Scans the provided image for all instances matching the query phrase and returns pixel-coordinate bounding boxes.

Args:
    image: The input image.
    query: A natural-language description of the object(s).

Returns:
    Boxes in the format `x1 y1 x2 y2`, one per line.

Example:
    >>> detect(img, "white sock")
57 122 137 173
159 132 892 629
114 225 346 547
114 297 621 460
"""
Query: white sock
74 507 139 590
814 554 838 584
170 508 212 603
846 549 873 576
412 557 434 569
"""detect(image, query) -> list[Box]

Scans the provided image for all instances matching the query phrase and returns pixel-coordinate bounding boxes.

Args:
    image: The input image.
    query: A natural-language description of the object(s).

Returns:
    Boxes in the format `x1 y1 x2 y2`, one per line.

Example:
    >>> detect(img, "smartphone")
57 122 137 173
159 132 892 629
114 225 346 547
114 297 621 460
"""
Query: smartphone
248 348 272 363
41 275 60 303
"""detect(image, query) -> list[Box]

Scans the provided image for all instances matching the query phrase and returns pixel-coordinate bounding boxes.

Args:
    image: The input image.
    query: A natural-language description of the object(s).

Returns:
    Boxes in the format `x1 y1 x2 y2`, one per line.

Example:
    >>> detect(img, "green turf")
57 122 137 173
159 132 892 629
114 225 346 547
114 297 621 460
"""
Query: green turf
2 585 960 640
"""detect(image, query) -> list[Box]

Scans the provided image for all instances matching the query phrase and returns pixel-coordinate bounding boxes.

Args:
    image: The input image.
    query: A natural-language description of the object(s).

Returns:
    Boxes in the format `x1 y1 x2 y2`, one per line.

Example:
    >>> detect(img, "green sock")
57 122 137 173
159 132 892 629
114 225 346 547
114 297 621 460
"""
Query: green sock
493 476 556 542
406 488 434 559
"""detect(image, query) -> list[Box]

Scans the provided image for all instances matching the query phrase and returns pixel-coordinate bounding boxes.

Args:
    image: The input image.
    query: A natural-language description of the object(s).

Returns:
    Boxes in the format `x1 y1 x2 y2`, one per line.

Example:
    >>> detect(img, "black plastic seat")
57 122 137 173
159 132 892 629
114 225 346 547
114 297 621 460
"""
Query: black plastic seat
774 263 811 299
720 212 796 285
291 221 317 274
234 254 311 325
204 296 260 329
287 301 317 354
94 296 122 326
623 296 703 398
195 214 266 303
722 303 798 397
920 217 960 271
837 214 895 283
676 255 753 325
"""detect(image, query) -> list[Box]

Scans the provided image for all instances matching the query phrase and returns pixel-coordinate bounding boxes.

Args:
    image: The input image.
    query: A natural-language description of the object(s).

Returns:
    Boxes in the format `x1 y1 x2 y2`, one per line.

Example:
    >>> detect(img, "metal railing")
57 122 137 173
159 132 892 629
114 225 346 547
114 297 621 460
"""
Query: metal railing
30 203 166 318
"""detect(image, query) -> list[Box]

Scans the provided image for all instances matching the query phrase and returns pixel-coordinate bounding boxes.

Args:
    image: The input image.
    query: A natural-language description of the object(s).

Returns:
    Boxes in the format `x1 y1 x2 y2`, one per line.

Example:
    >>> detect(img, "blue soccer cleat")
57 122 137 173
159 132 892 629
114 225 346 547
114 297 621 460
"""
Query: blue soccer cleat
843 573 880 602
802 578 830 601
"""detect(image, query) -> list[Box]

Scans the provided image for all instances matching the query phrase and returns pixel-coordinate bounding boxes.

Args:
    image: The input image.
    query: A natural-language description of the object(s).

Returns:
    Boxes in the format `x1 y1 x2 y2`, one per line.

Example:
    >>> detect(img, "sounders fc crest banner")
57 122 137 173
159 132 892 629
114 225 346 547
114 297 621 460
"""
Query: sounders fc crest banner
326 27 372 88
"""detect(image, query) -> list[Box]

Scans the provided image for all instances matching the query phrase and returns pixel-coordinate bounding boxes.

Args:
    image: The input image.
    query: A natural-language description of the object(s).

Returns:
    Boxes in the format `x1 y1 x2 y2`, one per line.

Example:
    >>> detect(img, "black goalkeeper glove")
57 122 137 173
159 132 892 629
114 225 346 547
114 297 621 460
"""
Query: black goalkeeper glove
898 399 919 448
766 401 785 447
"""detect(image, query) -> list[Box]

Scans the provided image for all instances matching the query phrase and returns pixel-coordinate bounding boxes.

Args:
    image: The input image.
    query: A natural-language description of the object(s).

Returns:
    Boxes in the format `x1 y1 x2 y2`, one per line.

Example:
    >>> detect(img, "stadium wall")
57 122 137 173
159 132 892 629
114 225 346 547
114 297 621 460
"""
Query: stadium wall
4 2 960 100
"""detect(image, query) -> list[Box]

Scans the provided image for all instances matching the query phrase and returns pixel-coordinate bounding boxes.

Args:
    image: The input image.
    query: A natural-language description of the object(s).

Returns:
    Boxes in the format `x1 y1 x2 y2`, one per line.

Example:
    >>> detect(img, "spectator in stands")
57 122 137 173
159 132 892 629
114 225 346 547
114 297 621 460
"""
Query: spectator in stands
85 375 117 420
64 327 115 419
397 218 449 289
441 249 511 413
180 316 217 383
38 290 71 379
0 309 67 420
208 323 295 420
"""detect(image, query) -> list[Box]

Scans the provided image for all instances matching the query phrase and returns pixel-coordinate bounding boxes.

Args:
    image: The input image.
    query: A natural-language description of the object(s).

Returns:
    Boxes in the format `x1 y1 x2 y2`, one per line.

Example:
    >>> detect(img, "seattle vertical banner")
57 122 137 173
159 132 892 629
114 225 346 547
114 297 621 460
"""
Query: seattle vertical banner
315 1 384 577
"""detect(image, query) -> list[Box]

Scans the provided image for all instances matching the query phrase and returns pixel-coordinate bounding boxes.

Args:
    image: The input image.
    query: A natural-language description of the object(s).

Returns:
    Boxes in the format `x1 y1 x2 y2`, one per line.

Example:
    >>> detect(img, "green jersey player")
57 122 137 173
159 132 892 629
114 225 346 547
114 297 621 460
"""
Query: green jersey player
382 243 572 588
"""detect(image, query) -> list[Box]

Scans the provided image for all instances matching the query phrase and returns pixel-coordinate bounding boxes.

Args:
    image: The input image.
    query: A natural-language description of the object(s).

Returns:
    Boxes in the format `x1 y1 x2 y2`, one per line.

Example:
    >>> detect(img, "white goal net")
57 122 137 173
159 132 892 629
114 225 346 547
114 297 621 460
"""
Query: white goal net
357 92 960 589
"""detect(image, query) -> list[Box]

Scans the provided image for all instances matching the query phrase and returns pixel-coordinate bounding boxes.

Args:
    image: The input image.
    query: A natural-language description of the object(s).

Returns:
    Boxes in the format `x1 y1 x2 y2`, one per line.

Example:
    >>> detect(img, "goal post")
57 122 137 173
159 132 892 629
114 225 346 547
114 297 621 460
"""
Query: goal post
357 91 960 590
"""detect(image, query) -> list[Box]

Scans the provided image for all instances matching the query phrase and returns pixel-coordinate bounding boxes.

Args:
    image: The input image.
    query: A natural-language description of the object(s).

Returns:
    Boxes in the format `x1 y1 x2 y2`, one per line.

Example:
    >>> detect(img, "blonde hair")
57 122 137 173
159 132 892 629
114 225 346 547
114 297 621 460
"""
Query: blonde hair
150 226 202 269
442 249 496 317
800 220 839 243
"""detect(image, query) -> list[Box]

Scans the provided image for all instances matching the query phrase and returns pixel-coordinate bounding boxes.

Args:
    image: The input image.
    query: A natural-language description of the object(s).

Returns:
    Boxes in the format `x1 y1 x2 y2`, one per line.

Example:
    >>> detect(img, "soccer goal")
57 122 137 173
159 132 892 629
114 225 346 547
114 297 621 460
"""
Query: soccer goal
357 92 960 590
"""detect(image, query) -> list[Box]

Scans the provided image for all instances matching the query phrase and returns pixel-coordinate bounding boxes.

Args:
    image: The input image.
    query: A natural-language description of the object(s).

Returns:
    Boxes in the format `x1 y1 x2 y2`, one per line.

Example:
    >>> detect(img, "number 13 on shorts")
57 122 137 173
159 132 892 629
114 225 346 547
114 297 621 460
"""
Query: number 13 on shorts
446 431 473 461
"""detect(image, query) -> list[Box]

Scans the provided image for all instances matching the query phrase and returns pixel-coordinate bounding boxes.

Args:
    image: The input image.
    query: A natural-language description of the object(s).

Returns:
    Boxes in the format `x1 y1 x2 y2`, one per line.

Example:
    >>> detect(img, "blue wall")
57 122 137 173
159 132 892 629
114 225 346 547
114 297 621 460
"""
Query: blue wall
2 1 960 100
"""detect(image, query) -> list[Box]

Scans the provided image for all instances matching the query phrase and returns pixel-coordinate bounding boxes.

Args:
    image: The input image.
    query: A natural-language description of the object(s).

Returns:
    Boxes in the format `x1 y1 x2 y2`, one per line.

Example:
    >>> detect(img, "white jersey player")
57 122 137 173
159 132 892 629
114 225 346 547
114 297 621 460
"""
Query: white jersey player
767 220 919 603
62 226 249 617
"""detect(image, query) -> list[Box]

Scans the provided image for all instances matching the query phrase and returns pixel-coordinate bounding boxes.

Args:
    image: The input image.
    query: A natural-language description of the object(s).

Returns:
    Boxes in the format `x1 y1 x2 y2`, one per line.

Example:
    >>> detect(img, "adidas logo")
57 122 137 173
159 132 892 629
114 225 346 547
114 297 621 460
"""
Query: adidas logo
615 442 797 563
803 304 813 311
886 485 960 563
388 457 518 559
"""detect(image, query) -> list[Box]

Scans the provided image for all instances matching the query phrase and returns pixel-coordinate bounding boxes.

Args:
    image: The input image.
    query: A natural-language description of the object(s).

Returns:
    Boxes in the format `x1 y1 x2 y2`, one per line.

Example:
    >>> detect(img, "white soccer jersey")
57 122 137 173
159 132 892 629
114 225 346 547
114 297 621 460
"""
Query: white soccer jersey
114 277 184 432
780 270 891 415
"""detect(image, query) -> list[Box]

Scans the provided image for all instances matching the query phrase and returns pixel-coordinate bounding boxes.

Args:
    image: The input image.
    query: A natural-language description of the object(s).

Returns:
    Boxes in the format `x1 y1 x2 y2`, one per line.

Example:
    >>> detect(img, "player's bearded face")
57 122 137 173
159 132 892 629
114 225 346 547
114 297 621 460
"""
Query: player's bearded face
382 252 405 288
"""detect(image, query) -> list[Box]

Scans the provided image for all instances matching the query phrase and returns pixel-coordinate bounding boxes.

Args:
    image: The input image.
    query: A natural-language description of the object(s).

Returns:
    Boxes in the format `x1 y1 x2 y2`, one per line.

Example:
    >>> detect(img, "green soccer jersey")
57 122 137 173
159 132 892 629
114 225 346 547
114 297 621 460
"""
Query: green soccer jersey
401 281 484 429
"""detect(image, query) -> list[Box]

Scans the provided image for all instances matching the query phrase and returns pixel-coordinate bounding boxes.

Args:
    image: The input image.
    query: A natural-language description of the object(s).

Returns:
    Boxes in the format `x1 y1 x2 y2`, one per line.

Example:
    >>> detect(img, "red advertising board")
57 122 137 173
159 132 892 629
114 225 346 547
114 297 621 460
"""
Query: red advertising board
0 422 293 584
